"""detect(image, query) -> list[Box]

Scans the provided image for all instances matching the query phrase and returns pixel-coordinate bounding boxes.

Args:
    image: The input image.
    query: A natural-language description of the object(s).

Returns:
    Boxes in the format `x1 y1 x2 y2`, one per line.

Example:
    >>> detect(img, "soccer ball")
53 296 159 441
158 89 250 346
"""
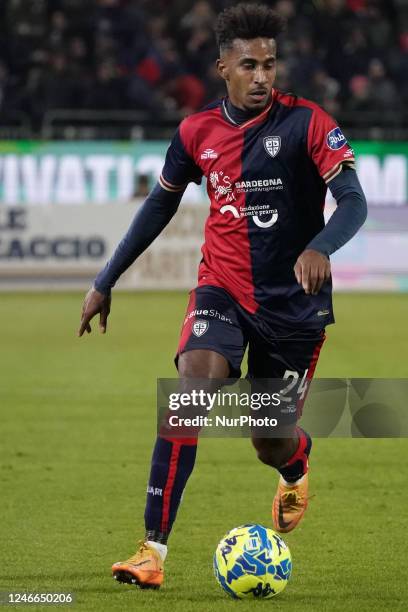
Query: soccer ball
213 524 292 599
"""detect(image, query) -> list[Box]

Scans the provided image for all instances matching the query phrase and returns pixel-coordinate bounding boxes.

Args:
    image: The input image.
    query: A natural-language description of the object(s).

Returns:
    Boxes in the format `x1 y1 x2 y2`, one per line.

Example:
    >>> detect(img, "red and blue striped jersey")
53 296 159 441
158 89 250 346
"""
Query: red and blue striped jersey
159 90 355 328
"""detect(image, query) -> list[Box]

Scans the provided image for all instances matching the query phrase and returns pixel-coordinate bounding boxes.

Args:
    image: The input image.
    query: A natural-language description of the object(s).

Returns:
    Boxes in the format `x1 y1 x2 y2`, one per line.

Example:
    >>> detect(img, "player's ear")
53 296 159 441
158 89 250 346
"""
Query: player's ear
216 58 229 82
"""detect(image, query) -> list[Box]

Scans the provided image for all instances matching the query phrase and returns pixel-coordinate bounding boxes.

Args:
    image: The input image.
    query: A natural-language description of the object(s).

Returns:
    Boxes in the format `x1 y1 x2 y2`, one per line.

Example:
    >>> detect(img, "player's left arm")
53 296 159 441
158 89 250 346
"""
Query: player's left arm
295 109 367 295
306 165 367 256
295 166 367 294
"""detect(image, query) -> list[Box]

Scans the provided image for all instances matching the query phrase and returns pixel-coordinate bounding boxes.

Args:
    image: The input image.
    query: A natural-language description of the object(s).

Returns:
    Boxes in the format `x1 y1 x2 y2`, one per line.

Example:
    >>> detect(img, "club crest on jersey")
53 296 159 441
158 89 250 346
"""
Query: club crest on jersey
327 127 347 150
192 320 209 337
263 136 281 158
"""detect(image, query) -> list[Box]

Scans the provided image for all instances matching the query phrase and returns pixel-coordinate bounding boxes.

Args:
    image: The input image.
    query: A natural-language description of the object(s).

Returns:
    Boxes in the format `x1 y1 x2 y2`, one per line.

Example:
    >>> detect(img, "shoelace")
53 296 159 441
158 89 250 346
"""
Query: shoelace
281 490 303 511
126 541 150 564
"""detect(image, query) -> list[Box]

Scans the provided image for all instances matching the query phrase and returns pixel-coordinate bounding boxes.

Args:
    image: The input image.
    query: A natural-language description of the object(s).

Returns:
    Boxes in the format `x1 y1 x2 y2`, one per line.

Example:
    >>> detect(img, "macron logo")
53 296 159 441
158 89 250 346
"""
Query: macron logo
201 149 218 159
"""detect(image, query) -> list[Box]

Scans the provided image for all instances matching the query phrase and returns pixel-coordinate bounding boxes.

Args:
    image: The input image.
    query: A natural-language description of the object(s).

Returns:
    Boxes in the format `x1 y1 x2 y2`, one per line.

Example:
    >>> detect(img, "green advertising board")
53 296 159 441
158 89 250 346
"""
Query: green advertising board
0 141 406 206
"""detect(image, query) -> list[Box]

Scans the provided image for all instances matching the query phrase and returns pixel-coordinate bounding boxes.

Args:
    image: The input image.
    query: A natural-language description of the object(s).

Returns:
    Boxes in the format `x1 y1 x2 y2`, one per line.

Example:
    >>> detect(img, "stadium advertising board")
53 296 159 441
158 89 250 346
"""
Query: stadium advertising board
0 141 407 290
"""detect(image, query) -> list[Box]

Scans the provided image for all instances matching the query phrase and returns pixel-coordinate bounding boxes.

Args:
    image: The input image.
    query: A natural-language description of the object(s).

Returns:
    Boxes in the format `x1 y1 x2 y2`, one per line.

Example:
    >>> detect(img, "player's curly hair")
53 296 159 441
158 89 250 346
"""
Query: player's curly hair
215 3 286 51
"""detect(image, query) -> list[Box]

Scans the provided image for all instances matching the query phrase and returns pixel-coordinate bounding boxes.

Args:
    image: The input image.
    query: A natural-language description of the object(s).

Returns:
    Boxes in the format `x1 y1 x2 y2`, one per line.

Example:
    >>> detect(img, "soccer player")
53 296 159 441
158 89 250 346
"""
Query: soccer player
78 3 367 590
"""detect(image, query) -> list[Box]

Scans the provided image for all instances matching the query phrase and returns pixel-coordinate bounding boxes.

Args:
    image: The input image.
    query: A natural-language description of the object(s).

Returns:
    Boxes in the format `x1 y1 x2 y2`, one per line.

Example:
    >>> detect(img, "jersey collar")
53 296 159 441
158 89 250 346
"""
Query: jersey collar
221 90 275 129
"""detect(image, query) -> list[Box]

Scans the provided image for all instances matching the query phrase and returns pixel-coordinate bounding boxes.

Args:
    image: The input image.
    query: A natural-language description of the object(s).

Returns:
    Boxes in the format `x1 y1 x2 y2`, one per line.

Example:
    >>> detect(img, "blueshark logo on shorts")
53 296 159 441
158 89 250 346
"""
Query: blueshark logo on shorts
192 320 209 337
327 127 347 150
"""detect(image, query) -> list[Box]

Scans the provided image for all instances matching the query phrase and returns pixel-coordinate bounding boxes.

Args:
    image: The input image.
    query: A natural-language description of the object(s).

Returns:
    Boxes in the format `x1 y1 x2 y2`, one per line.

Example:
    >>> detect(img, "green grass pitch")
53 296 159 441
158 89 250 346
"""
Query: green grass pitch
0 292 407 611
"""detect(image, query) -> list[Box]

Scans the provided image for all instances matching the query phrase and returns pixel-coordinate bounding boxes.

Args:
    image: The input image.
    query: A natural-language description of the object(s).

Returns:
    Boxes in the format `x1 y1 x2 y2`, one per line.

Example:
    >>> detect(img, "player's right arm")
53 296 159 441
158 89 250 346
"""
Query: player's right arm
78 126 202 337
77 183 183 337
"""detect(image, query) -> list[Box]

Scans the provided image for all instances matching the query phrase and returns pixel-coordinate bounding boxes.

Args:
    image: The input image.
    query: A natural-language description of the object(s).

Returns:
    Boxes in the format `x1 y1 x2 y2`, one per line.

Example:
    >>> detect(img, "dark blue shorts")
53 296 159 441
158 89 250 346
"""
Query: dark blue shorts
176 285 325 382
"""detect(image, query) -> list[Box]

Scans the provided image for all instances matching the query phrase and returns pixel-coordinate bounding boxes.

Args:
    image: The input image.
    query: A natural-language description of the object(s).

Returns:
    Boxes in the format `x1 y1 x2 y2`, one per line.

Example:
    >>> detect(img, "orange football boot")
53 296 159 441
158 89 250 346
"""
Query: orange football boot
272 473 309 533
112 541 164 589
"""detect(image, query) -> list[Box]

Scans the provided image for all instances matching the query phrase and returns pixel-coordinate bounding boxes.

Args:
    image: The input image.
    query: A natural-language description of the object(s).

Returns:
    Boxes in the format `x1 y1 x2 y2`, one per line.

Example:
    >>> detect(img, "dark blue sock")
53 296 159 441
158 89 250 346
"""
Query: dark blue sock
279 427 312 483
144 436 197 543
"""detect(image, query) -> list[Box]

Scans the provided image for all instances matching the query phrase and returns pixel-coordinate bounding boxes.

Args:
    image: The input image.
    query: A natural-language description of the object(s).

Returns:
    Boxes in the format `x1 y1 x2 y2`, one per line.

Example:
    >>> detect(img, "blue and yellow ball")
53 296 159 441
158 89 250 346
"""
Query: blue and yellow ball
213 524 292 599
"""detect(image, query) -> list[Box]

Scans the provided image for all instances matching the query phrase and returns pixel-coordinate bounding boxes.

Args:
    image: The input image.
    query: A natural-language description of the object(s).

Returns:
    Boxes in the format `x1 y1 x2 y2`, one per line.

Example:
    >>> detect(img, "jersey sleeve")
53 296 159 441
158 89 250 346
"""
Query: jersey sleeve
159 125 203 192
307 107 355 183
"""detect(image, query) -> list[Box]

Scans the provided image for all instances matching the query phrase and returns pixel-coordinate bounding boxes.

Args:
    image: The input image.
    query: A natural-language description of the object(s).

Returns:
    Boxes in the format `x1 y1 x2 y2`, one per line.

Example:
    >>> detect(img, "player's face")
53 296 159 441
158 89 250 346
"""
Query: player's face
217 38 277 111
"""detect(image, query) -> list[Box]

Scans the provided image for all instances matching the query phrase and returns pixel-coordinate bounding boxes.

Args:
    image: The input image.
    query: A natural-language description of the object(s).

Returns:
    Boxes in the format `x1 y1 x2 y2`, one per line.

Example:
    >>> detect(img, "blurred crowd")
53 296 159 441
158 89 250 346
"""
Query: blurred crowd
0 0 407 128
